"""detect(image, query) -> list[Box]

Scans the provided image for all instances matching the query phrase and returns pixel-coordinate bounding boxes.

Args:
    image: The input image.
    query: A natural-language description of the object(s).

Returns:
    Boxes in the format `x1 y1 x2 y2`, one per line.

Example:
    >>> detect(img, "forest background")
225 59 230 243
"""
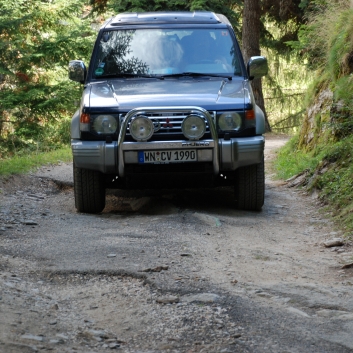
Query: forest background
0 0 353 235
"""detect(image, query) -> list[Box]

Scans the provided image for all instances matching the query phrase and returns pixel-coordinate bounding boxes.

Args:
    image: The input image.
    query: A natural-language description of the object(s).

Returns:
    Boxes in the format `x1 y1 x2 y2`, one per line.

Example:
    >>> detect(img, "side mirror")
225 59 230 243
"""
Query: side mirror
68 60 87 83
247 56 268 80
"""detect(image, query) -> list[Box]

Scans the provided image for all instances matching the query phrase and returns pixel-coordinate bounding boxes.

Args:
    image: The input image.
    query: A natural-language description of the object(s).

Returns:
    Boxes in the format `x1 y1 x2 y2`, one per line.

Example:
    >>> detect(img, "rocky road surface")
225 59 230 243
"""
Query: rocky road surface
1 134 353 353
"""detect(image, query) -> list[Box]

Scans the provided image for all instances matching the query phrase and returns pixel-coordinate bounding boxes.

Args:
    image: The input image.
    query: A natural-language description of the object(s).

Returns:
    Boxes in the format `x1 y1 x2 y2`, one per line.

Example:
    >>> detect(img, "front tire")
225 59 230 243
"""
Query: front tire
73 165 106 213
234 157 264 211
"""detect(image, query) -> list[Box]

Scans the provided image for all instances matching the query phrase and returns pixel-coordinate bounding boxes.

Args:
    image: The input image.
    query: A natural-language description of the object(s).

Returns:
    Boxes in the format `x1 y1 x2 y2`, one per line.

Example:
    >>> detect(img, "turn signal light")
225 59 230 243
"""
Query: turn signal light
245 110 255 120
80 113 90 123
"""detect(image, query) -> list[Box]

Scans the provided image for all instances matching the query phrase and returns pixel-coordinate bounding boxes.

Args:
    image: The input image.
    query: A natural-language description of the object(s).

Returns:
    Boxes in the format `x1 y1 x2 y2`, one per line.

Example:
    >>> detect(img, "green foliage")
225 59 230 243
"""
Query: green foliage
90 0 242 33
0 0 95 72
260 0 307 55
262 50 310 132
274 134 320 179
261 12 312 133
0 147 72 176
0 117 71 158
0 0 95 157
287 2 353 143
317 139 353 229
289 1 353 71
327 9 353 79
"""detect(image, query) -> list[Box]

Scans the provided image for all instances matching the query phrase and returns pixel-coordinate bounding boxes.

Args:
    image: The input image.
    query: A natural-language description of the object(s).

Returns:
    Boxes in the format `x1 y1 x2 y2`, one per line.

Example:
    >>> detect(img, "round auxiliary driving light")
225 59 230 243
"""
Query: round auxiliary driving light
182 115 206 140
129 115 154 141
93 115 117 134
218 112 242 131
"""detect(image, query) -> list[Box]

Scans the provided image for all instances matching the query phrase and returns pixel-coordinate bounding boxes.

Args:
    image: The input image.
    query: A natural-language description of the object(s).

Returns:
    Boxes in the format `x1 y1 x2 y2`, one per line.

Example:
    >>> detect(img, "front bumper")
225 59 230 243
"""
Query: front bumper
71 135 264 174
72 106 264 175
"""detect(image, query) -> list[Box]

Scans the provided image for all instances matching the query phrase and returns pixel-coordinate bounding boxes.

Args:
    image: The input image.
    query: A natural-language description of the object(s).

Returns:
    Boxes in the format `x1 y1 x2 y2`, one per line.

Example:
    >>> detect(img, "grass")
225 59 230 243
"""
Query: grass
274 134 321 180
0 147 72 177
274 134 353 237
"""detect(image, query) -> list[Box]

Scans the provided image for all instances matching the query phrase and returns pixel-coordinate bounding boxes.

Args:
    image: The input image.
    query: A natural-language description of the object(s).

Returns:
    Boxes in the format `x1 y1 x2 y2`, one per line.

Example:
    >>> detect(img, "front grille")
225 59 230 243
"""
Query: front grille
120 111 215 141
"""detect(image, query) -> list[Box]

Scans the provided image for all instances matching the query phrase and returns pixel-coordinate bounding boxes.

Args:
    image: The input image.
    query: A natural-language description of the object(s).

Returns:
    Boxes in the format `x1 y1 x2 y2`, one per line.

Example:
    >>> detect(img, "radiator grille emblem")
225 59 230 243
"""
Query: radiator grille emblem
163 118 173 128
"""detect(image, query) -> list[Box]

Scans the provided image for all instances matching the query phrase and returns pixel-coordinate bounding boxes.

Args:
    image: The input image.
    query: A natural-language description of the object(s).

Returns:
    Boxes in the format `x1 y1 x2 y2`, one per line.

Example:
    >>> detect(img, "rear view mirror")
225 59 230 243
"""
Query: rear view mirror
247 56 268 80
69 60 87 83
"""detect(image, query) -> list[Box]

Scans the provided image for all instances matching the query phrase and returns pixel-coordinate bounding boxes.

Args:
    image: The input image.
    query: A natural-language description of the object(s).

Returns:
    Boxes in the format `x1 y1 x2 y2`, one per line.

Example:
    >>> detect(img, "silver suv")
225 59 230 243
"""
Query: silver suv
68 11 268 213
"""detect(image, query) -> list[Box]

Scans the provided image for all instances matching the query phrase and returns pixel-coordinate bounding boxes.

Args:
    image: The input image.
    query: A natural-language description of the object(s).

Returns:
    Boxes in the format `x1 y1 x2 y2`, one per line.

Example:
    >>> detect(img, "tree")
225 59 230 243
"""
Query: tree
242 0 271 132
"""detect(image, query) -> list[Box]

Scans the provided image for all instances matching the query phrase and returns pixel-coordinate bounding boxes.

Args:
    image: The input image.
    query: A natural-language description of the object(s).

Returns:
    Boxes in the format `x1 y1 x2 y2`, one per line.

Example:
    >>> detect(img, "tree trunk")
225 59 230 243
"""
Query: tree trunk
242 0 271 132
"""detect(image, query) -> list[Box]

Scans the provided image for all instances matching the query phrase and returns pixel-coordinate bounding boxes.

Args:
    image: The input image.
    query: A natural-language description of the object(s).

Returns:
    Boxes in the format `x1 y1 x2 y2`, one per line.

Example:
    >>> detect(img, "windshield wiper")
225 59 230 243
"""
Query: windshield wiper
98 73 164 80
161 72 232 80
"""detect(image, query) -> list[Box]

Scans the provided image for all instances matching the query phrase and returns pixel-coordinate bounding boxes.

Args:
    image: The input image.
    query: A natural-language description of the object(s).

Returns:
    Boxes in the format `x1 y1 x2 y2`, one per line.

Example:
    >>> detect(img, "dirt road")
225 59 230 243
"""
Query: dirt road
1 134 353 353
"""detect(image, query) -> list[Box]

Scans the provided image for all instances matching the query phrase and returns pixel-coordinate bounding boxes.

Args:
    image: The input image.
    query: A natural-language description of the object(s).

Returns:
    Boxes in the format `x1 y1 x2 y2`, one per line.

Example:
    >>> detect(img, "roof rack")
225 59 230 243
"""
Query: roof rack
109 11 223 26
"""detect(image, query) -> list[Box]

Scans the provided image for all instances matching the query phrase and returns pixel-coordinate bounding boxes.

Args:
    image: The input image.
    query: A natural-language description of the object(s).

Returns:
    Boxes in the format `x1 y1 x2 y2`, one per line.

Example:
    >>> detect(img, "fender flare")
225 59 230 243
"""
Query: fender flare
255 105 265 135
71 109 80 139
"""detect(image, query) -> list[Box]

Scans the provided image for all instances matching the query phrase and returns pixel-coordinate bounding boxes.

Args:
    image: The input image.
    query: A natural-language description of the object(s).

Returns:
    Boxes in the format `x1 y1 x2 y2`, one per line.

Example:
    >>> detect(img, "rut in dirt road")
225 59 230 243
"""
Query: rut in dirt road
1 135 353 353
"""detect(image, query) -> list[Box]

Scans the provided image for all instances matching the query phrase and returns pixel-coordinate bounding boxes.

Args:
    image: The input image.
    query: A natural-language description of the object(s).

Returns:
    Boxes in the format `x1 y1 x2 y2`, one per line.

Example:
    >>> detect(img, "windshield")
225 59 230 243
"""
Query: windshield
93 28 241 78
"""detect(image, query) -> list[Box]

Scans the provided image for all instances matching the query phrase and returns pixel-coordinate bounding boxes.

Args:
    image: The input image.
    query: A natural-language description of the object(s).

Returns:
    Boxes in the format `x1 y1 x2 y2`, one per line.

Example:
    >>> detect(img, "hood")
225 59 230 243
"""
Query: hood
84 77 251 113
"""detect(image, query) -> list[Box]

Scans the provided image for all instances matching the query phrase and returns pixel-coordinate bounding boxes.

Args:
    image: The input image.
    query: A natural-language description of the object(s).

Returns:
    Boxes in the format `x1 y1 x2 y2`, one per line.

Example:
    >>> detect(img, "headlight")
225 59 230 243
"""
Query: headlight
218 112 242 131
182 115 206 140
93 115 117 134
130 115 154 141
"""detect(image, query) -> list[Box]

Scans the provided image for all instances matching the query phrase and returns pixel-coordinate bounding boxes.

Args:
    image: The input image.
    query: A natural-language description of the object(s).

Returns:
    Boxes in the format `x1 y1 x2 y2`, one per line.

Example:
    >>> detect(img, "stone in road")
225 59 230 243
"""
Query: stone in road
0 134 353 352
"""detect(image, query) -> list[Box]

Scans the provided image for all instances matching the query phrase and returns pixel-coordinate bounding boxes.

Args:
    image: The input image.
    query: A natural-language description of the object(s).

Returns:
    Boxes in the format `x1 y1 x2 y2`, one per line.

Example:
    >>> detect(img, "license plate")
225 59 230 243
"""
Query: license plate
138 150 197 164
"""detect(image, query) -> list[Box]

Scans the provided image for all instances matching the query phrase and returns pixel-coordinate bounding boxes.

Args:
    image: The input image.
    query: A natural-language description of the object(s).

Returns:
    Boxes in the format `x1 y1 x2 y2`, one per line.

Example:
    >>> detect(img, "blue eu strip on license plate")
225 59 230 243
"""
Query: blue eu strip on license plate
138 151 145 163
138 150 197 164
